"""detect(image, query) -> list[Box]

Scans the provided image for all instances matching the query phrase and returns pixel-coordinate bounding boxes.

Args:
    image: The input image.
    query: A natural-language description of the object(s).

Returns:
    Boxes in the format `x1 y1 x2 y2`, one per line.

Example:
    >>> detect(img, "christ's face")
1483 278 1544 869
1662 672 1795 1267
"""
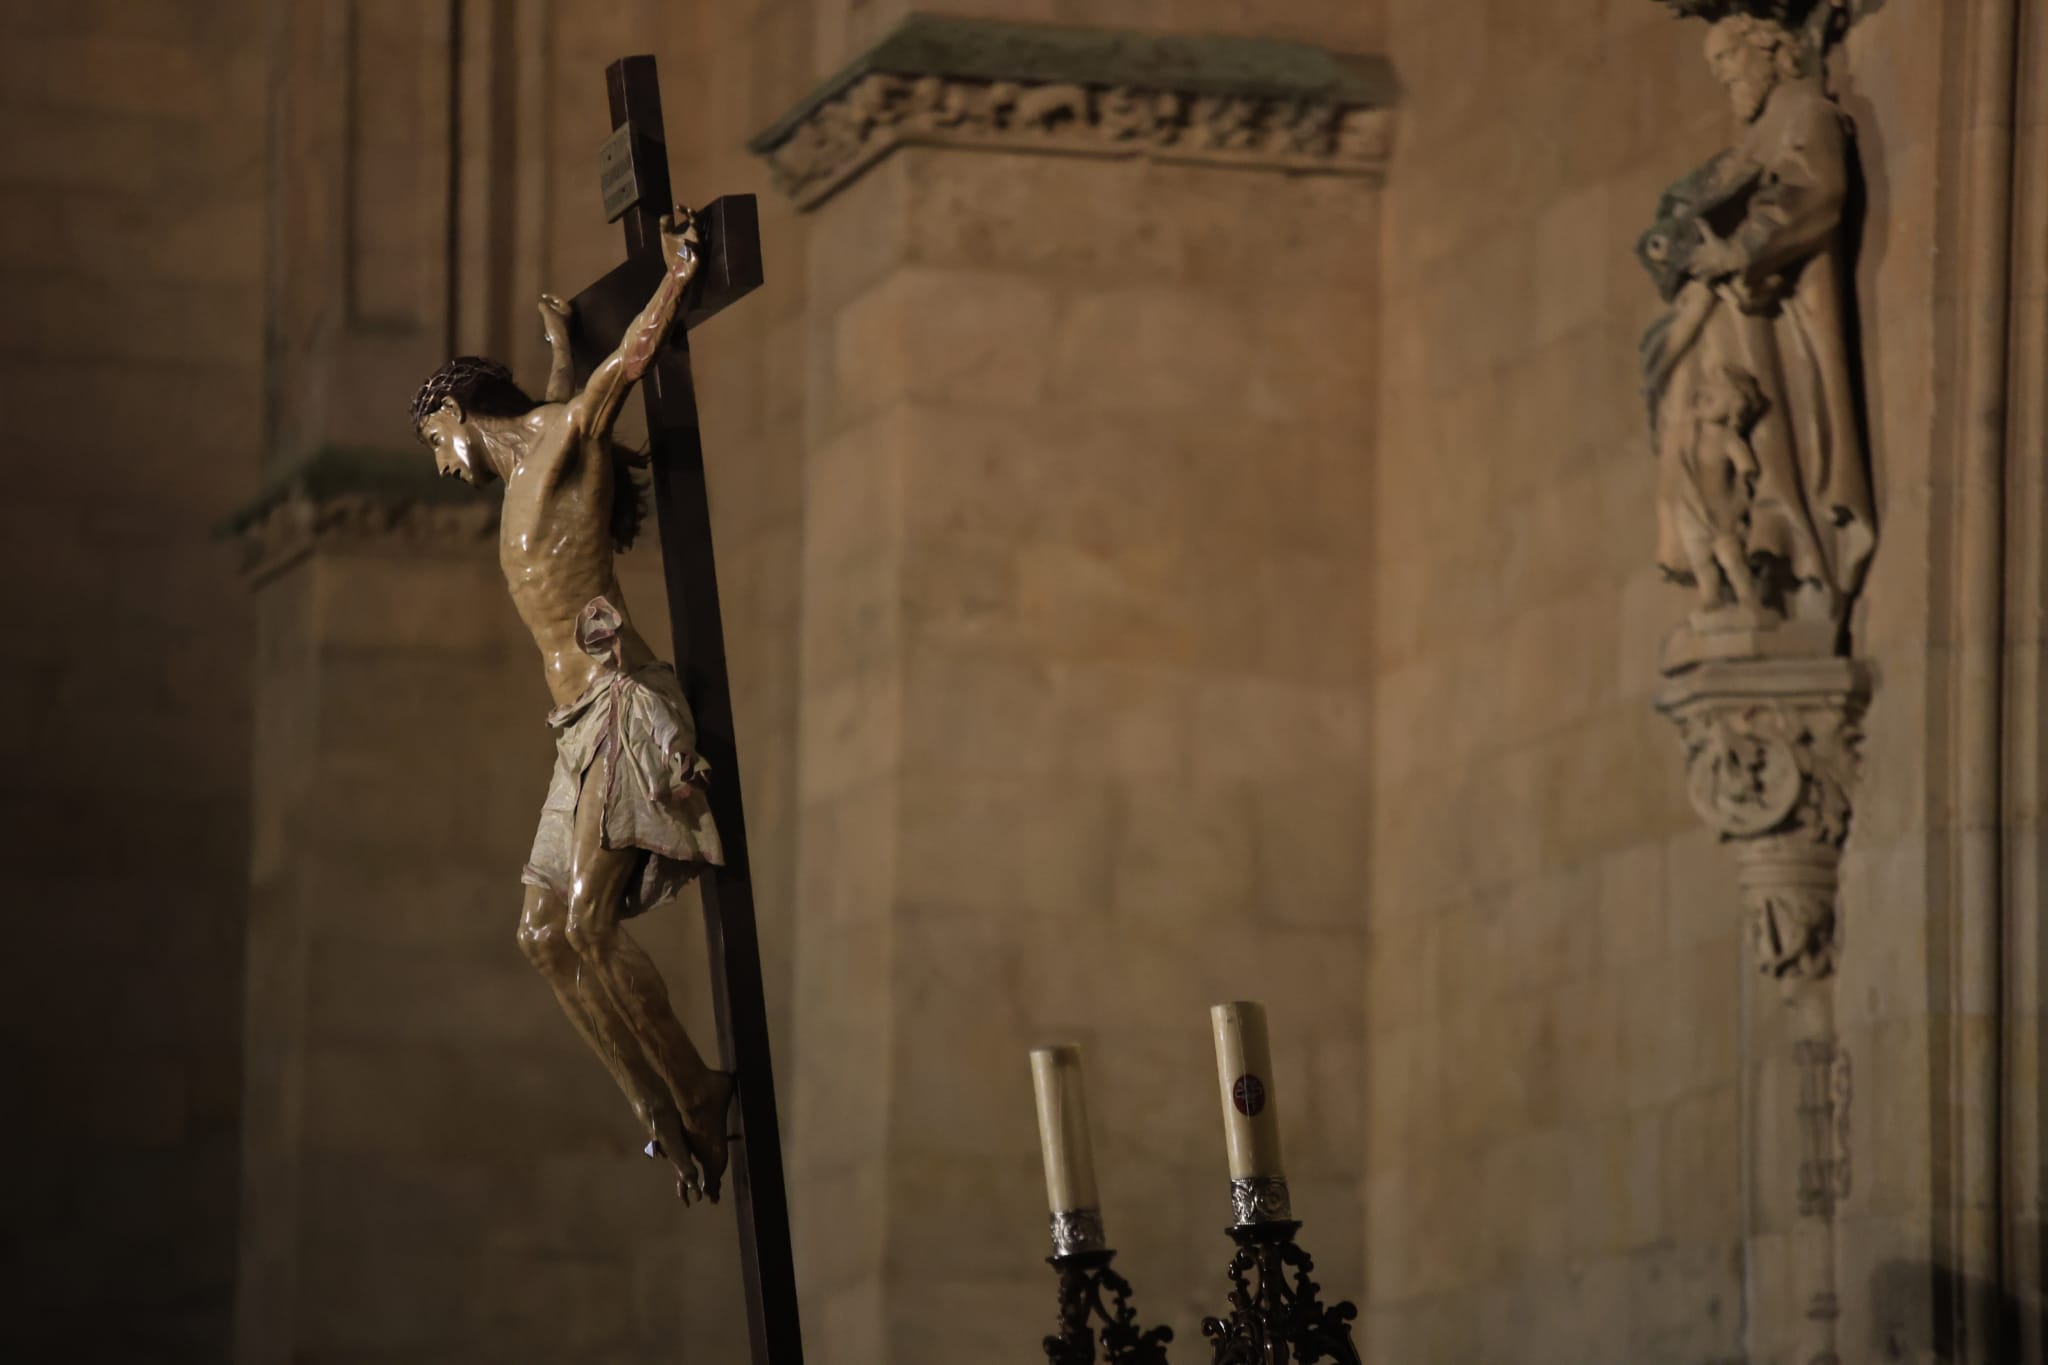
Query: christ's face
1705 23 1775 123
418 400 495 487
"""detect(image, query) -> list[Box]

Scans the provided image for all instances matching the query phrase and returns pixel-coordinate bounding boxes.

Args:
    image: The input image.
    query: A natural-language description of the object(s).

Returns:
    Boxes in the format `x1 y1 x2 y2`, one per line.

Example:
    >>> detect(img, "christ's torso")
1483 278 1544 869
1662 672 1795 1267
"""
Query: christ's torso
498 406 655 706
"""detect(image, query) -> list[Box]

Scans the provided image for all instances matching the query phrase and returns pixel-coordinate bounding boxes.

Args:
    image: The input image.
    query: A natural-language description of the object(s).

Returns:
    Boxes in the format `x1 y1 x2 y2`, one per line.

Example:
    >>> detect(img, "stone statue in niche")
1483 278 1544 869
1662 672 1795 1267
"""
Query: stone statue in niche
408 207 734 1204
1637 4 1874 667
1644 11 1875 1356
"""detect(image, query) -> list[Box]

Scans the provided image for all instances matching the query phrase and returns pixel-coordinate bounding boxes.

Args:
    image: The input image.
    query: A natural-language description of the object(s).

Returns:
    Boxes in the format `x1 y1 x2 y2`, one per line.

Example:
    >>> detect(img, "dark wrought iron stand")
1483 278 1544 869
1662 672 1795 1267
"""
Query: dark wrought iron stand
1043 1249 1175 1365
1037 1207 1362 1364
1199 1220 1362 1365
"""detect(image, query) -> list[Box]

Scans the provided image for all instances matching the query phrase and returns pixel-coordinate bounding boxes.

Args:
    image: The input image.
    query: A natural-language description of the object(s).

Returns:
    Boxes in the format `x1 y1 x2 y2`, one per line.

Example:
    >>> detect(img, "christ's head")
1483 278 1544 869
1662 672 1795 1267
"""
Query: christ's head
410 355 537 487
1705 15 1803 124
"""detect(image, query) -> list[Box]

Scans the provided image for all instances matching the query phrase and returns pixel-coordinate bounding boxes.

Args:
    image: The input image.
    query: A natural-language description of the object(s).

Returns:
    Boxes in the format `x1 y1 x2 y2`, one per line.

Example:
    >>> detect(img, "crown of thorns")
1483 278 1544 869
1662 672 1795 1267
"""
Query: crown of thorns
409 355 517 429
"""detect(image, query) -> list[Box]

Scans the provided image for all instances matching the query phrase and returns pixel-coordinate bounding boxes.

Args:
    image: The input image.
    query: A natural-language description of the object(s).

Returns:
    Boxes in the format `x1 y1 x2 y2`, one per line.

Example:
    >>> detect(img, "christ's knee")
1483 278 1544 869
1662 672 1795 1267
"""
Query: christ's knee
516 916 577 976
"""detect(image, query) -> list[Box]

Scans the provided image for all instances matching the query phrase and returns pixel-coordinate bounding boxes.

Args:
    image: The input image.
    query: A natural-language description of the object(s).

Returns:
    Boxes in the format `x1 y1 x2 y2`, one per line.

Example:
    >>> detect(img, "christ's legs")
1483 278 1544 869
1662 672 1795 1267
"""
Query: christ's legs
516 887 695 1186
562 780 733 1202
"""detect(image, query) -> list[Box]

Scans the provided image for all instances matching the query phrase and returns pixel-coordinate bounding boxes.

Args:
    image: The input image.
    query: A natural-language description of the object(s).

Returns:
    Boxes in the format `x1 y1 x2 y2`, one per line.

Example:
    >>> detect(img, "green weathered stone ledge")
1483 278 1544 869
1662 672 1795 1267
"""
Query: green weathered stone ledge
749 13 1396 210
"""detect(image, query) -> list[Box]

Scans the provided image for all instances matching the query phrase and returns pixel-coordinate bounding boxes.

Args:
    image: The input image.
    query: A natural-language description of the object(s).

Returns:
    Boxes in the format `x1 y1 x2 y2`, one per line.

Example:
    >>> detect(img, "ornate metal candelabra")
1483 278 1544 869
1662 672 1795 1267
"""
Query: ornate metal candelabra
1036 1184 1363 1365
1200 1192 1362 1365
1029 1012 1363 1363
1042 1213 1174 1365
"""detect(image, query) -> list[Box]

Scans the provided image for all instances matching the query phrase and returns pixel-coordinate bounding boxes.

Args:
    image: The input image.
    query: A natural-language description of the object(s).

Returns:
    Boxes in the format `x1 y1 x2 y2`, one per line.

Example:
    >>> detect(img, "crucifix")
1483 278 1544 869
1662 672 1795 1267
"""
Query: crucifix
403 50 794 1358
566 57 803 1365
408 53 801 1363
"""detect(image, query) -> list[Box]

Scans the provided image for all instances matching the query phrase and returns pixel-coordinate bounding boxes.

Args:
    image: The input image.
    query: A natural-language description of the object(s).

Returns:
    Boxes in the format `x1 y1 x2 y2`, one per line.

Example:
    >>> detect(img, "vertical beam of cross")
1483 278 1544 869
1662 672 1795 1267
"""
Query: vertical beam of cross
569 54 803 1365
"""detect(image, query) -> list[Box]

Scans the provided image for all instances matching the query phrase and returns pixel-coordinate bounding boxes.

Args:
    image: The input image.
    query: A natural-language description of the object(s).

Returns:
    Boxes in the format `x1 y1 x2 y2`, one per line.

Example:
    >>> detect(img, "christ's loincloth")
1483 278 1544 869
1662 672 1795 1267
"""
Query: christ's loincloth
521 597 725 916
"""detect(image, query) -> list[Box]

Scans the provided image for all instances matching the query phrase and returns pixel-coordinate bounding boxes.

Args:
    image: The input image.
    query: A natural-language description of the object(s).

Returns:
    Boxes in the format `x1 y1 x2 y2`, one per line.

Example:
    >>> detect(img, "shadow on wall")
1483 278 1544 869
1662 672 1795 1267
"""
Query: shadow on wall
1870 1251 2045 1363
1829 35 1888 542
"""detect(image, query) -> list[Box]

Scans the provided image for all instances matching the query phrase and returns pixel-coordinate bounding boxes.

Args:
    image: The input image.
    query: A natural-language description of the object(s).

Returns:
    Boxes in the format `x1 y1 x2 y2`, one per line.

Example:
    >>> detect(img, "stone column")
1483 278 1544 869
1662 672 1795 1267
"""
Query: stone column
1655 658 1867 1365
753 16 1391 1363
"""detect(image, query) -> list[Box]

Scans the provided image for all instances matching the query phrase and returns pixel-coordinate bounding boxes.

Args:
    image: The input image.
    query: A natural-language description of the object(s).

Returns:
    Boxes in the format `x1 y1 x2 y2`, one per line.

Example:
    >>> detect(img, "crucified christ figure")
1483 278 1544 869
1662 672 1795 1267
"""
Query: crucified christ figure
409 205 733 1203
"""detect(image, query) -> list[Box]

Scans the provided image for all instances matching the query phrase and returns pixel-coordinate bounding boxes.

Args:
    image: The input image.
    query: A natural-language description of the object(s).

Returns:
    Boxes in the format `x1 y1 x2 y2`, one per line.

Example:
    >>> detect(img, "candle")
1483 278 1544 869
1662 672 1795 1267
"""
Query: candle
1030 1044 1101 1214
1210 1001 1285 1181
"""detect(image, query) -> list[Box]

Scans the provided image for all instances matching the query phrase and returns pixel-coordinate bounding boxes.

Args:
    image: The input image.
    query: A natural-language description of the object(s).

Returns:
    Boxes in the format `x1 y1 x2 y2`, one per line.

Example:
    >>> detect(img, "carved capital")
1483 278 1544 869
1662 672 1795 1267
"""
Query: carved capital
1655 657 1869 985
749 15 1393 210
222 449 499 584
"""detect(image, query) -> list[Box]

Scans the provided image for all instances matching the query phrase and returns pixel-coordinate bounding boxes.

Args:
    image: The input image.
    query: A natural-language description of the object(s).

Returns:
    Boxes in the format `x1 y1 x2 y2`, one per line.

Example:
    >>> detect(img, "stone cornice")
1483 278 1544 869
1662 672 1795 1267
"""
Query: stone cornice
222 447 498 584
748 14 1396 210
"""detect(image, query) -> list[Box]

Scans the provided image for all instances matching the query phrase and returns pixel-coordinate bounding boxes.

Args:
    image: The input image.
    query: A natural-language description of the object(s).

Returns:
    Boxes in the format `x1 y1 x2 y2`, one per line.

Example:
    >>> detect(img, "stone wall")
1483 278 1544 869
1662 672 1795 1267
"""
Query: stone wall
773 5 1389 1359
1365 16 1734 1356
0 3 266 1359
790 151 1381 1361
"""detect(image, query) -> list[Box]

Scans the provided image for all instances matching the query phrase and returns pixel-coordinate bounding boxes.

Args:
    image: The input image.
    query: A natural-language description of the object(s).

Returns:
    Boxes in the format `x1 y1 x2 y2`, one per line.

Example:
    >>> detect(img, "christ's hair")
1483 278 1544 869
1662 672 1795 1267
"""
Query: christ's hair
409 355 649 552
409 355 535 428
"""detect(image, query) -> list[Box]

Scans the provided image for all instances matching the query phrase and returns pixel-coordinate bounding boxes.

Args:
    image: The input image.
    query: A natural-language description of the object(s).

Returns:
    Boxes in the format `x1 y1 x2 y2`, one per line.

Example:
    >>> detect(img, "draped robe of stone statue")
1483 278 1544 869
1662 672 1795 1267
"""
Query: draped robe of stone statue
1639 31 1875 657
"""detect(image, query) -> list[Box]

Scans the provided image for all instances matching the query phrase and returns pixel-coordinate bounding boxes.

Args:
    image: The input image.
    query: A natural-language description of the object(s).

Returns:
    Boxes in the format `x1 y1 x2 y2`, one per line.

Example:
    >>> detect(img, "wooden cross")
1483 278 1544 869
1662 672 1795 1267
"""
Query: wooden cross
564 56 804 1365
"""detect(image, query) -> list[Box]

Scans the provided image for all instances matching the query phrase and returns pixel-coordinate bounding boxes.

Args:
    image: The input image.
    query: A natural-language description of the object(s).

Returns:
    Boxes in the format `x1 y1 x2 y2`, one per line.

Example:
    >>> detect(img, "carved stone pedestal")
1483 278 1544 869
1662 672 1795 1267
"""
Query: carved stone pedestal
1657 655 1868 1365
1657 657 1869 990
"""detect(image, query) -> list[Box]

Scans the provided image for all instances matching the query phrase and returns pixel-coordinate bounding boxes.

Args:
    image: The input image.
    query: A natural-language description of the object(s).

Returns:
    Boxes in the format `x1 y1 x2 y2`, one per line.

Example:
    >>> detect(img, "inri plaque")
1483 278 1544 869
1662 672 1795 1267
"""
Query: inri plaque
599 122 641 223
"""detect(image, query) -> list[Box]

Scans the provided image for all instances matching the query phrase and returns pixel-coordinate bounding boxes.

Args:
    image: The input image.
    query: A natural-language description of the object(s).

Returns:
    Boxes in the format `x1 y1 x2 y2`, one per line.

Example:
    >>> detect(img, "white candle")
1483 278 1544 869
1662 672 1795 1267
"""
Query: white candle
1211 1001 1285 1181
1030 1045 1101 1214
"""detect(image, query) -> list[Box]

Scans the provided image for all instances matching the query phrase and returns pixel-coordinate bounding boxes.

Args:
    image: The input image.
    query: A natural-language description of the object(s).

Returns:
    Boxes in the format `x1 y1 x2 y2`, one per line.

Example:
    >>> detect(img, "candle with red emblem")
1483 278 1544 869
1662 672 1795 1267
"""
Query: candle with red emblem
1210 1001 1285 1181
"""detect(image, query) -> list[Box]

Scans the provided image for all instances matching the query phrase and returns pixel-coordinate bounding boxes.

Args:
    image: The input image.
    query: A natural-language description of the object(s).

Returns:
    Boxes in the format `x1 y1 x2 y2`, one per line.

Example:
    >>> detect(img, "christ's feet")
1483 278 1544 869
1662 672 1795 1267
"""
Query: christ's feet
675 1070 735 1204
637 1099 704 1201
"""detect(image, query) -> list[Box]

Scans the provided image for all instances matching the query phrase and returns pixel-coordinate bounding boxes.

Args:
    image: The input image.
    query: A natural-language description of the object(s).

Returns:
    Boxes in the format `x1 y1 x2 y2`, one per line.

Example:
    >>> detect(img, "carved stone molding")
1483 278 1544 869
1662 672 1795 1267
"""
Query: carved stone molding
1655 657 1869 987
1794 1035 1852 1218
223 449 498 584
748 15 1394 211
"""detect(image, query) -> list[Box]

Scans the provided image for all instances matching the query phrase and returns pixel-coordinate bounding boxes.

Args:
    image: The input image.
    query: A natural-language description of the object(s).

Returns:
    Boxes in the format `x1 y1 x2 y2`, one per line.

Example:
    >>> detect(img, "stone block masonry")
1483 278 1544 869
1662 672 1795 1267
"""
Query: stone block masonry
761 14 1388 1360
